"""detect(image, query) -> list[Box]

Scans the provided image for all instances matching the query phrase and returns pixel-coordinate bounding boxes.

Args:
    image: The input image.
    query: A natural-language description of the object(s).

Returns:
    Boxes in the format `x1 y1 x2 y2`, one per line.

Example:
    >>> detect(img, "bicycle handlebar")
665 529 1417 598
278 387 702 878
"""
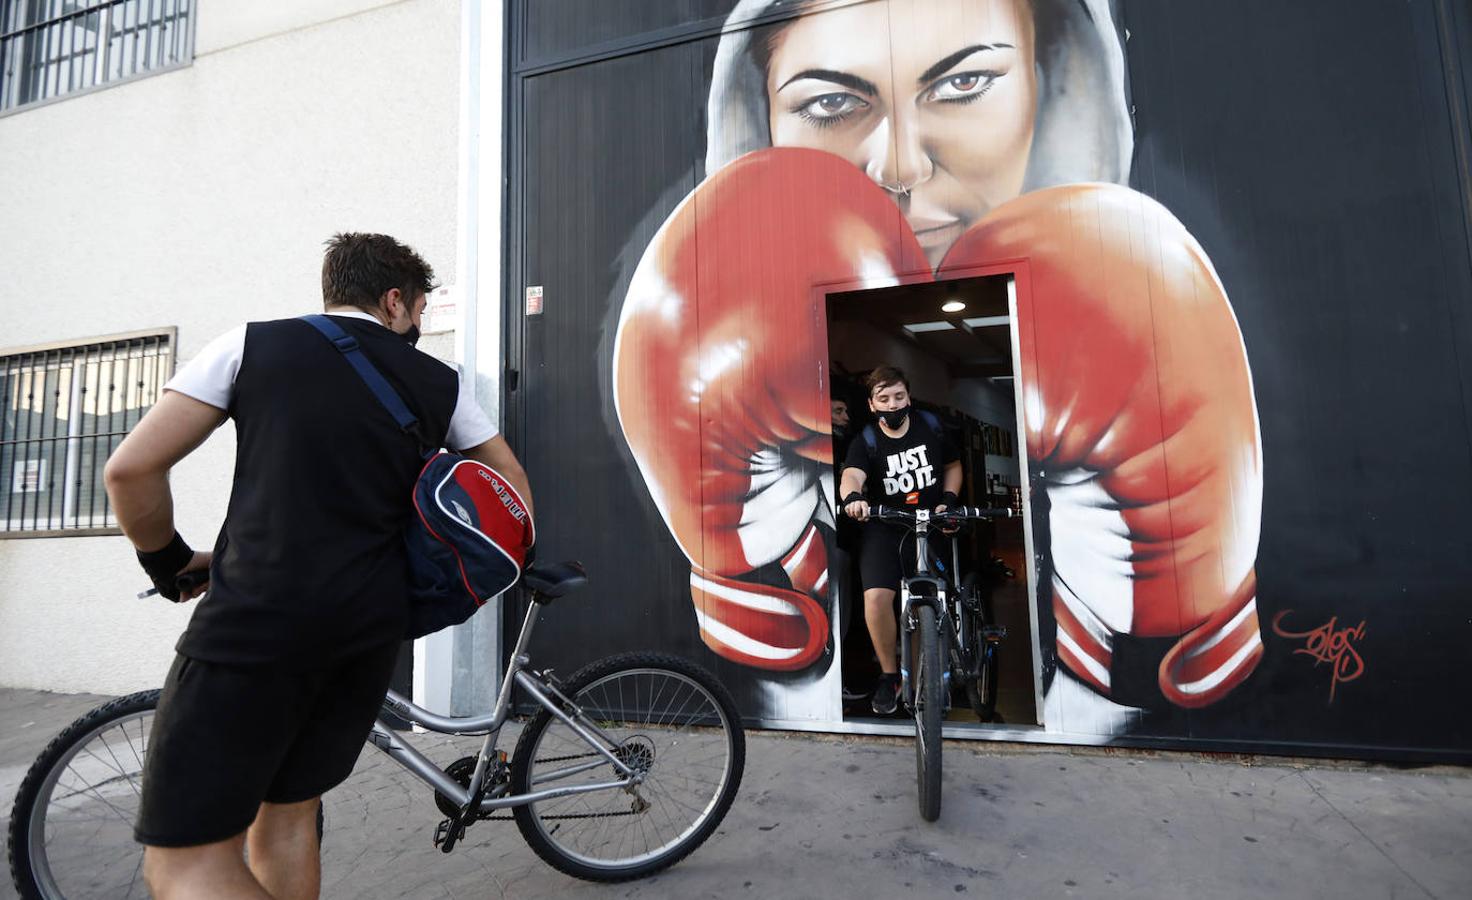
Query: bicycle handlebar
864 504 1017 522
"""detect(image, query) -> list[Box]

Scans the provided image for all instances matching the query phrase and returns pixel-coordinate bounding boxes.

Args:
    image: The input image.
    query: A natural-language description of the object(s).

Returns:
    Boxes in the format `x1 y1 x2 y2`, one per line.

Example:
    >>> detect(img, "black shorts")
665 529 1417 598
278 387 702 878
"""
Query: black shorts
858 522 918 593
134 642 399 847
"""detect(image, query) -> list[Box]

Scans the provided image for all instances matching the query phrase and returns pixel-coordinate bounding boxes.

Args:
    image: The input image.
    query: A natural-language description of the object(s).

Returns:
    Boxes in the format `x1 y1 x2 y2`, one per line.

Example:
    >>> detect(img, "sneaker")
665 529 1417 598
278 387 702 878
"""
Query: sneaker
871 673 901 715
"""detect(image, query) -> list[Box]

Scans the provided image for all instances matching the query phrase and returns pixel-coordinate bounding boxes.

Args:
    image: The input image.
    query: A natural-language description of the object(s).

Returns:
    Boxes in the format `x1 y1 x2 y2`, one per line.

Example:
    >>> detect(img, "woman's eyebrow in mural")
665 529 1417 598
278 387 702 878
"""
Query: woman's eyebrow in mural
917 43 1014 85
776 69 880 97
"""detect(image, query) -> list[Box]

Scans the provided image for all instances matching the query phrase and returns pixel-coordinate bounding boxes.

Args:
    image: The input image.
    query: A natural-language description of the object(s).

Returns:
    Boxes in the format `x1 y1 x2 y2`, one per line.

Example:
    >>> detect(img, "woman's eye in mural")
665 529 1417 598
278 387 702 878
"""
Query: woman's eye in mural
793 91 870 126
924 70 1001 105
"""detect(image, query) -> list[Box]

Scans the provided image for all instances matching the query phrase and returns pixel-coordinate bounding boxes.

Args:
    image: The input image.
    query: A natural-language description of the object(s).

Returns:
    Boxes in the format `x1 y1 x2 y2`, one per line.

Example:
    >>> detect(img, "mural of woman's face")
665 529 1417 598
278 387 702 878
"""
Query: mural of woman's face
766 0 1037 268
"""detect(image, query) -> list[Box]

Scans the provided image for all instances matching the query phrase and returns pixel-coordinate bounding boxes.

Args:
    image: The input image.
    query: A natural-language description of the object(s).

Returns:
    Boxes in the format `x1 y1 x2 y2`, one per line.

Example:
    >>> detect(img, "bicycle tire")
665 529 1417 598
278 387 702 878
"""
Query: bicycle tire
8 689 329 900
510 652 745 882
914 606 944 822
8 690 159 900
960 573 1000 722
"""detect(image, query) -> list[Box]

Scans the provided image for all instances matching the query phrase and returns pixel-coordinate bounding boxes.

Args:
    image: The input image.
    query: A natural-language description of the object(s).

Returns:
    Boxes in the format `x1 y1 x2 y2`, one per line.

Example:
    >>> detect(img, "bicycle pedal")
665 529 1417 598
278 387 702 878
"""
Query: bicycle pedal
981 625 1008 641
433 817 465 853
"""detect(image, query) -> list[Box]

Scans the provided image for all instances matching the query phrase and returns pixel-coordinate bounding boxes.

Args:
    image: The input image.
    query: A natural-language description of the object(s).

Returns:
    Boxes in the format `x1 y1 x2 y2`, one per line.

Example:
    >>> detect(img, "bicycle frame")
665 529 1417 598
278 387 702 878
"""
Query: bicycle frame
363 599 640 815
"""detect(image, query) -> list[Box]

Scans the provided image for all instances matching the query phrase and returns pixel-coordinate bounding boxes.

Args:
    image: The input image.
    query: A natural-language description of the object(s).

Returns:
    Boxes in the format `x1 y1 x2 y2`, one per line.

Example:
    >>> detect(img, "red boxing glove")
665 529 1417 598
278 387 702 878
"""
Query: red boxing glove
941 184 1264 708
614 148 923 670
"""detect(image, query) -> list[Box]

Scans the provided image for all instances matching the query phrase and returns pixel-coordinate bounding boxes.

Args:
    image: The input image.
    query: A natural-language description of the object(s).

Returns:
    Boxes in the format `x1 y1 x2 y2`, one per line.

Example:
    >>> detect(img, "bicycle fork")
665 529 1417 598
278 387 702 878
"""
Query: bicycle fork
898 585 948 710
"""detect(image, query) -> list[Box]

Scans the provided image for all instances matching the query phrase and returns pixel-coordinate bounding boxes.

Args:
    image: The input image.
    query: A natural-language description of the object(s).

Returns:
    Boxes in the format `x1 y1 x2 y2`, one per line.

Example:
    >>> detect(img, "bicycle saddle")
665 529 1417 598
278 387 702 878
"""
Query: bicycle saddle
522 561 588 601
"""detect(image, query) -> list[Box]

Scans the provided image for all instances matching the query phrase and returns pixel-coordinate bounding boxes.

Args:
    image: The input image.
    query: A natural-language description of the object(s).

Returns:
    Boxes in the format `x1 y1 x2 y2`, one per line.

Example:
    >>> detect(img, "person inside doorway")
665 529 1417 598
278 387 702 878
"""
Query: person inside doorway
830 391 873 705
839 366 961 714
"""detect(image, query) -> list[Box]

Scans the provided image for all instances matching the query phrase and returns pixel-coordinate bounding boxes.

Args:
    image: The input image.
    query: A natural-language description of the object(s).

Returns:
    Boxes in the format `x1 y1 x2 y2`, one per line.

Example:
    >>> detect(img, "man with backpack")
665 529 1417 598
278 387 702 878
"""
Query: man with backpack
104 233 532 900
839 366 961 715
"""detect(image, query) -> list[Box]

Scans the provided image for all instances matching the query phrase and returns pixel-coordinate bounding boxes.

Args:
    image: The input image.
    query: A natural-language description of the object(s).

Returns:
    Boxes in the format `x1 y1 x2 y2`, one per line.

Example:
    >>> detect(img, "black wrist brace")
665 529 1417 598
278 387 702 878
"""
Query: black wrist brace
137 531 194 583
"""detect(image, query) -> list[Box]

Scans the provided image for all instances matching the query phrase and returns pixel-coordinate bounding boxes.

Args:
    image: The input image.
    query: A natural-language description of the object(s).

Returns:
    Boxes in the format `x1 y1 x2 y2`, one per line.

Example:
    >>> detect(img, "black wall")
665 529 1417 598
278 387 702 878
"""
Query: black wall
503 0 1472 760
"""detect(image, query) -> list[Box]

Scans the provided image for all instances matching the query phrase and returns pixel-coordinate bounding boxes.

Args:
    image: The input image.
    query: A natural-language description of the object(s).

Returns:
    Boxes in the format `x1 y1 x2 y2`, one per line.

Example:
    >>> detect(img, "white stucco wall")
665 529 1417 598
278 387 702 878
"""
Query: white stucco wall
0 0 462 694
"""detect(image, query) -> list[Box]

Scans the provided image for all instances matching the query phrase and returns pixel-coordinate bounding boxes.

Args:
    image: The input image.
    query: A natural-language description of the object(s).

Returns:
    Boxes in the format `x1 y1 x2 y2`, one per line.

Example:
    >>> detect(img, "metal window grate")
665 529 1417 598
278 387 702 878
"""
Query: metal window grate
0 0 194 115
0 330 173 535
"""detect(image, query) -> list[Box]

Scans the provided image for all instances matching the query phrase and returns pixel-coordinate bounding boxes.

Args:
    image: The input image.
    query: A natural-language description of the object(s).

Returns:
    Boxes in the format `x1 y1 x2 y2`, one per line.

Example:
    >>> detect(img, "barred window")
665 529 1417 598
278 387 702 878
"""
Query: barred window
1 330 174 536
1 0 194 115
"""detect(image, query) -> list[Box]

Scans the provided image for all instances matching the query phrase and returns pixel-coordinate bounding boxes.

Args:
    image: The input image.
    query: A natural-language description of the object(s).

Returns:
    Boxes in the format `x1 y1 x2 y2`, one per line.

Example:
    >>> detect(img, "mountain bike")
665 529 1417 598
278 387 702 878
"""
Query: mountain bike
7 562 745 898
864 505 1016 822
930 535 1015 724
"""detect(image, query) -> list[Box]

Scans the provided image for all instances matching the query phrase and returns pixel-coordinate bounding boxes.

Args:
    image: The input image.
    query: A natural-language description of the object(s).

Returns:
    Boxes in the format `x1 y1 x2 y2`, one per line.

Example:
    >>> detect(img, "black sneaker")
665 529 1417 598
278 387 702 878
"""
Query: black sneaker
871 674 900 715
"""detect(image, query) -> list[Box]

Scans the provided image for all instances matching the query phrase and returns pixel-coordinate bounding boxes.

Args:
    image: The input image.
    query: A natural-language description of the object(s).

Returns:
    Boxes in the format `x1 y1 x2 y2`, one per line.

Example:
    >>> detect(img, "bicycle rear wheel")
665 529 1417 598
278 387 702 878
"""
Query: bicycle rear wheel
961 574 1000 722
8 691 158 900
510 652 745 882
914 606 944 822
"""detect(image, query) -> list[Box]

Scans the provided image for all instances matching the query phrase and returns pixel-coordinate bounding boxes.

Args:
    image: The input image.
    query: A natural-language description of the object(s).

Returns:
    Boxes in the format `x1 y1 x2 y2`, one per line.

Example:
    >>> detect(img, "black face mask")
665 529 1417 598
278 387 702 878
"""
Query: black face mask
402 324 420 347
877 406 909 430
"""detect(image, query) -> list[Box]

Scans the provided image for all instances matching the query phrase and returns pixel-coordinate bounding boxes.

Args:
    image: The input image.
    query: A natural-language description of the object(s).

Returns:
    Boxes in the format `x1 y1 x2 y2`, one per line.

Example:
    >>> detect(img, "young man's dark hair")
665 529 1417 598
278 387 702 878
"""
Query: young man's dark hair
864 365 909 396
321 232 437 312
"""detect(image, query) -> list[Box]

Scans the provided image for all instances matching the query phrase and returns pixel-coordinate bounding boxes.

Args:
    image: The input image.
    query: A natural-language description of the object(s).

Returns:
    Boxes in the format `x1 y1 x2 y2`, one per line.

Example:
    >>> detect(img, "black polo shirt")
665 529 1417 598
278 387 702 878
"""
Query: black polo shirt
164 313 492 668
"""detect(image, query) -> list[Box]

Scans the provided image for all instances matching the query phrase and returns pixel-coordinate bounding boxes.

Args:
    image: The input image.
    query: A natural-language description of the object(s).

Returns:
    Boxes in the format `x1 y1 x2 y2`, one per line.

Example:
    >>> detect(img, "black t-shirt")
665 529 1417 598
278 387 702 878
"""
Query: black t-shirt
172 317 459 669
842 412 959 509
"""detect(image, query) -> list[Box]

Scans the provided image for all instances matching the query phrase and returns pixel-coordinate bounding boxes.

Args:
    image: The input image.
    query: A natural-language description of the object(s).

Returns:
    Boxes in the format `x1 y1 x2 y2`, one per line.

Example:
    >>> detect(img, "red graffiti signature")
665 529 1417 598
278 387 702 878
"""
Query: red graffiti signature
1271 611 1367 703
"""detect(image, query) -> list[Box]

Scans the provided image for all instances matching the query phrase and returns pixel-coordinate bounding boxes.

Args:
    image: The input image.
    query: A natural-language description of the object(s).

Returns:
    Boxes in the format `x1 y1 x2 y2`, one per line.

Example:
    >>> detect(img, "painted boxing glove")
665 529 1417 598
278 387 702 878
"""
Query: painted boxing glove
940 184 1263 707
614 147 925 670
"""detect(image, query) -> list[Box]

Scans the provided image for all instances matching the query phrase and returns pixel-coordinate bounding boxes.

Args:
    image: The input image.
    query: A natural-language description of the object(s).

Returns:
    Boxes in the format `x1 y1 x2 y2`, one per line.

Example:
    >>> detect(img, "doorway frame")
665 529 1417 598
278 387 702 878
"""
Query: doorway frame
809 258 1049 740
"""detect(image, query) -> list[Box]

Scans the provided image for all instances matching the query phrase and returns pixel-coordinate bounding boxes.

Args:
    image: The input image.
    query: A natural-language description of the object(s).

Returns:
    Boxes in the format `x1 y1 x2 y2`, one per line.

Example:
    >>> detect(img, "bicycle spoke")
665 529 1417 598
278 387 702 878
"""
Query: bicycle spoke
517 664 736 872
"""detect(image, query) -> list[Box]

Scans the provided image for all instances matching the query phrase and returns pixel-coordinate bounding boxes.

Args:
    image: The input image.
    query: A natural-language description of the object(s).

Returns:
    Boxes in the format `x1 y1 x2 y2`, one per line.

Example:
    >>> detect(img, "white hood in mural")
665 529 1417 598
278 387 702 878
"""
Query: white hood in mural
705 0 1133 189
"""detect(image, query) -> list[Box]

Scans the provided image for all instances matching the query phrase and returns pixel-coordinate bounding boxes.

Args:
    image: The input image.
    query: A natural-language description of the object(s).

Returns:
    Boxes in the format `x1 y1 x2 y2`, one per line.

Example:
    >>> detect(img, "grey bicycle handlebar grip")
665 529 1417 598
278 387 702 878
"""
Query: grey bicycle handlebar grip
136 569 211 600
956 506 1016 518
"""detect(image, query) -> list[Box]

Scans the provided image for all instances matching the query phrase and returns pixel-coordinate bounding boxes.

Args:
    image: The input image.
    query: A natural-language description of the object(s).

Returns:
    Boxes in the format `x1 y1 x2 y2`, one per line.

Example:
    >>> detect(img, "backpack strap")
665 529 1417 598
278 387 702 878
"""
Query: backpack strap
300 315 422 438
862 423 878 454
918 409 941 432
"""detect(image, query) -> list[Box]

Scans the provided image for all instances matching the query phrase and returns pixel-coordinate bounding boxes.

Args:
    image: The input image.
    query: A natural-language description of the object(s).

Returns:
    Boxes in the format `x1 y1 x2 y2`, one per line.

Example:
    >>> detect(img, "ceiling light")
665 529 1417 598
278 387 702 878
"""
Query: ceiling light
903 321 954 333
963 315 1010 328
941 300 967 313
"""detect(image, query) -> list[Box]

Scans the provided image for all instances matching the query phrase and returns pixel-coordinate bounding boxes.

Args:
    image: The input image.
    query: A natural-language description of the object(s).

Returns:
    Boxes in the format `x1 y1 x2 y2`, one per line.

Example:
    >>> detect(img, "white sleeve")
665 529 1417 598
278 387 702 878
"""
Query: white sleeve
445 366 499 450
164 325 247 411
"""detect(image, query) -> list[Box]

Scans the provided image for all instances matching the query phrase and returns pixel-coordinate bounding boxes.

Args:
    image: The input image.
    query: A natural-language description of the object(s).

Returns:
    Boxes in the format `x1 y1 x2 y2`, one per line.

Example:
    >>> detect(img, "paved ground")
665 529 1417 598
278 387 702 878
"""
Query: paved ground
3 687 1469 899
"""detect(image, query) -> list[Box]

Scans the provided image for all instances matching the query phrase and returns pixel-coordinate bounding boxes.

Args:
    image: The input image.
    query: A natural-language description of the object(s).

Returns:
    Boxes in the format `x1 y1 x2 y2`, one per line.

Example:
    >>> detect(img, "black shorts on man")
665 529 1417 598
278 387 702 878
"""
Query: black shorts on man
135 643 398 847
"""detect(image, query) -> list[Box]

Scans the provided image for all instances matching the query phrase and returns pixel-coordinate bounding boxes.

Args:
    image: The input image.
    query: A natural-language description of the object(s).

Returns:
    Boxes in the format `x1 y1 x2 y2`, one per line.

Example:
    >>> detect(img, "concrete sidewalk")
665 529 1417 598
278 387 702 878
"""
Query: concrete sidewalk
3 687 1468 899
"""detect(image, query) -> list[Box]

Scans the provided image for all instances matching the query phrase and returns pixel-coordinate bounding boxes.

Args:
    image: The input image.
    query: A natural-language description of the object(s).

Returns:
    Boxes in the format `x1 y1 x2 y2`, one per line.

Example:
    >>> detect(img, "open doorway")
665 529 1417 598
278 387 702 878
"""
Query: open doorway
827 274 1038 729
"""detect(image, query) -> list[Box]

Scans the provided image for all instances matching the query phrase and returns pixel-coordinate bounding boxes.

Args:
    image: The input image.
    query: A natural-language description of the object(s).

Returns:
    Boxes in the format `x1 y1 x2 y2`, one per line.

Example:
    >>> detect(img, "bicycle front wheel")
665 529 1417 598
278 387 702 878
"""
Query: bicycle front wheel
8 690 158 900
510 652 745 882
914 606 944 822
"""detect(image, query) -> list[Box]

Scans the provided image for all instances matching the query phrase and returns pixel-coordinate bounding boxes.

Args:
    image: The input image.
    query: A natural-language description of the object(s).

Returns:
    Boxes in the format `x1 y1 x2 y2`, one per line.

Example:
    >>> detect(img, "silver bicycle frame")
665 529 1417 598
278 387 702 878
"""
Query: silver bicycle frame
364 599 639 814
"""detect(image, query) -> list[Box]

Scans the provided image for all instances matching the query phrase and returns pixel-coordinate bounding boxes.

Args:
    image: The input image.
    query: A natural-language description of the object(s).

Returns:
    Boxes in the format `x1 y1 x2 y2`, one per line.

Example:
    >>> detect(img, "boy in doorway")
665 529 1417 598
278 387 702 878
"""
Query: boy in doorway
839 366 962 715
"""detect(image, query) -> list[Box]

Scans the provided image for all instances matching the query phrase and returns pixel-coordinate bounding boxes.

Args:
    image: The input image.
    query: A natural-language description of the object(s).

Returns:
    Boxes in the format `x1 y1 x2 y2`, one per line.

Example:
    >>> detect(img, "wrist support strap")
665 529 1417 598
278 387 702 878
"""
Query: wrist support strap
842 492 863 506
137 531 193 581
